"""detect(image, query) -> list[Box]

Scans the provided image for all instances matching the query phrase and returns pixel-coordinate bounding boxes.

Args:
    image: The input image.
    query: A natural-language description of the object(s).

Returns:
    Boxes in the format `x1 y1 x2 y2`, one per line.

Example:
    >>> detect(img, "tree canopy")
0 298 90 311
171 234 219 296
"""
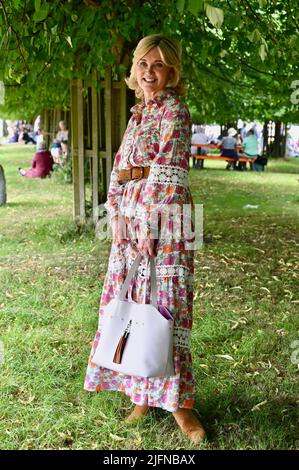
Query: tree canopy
0 0 298 123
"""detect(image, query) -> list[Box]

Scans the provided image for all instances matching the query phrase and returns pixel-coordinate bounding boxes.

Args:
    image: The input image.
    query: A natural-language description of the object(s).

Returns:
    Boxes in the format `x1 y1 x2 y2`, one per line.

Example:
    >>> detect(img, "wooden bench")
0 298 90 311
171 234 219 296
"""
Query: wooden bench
191 143 256 169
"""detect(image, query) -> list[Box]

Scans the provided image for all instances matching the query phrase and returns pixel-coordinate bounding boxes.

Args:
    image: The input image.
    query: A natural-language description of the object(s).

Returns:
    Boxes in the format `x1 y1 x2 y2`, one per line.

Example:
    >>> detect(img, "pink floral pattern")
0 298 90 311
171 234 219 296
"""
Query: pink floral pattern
84 89 196 412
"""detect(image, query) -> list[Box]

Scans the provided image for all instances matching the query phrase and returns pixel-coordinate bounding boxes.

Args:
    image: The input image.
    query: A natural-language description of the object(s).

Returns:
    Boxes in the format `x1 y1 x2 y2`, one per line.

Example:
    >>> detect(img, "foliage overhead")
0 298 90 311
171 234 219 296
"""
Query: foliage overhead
0 0 298 123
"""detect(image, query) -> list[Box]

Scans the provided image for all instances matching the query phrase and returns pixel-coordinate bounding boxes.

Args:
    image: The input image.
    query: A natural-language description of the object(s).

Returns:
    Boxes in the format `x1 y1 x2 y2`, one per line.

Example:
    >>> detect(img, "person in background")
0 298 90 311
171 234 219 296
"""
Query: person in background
18 126 36 145
220 127 239 170
18 141 53 178
240 123 247 142
33 115 41 138
51 120 69 166
239 129 258 171
286 136 299 158
56 120 68 155
7 126 19 143
252 123 259 139
191 126 209 169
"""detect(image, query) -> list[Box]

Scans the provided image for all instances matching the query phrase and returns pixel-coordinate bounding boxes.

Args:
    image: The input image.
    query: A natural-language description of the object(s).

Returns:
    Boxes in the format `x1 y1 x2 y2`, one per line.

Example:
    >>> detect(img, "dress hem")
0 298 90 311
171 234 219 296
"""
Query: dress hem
83 386 194 413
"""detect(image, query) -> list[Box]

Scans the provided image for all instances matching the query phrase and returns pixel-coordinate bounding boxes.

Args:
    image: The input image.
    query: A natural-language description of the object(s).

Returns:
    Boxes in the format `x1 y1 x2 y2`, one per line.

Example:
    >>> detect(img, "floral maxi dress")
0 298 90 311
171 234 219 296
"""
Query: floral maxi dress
84 89 196 412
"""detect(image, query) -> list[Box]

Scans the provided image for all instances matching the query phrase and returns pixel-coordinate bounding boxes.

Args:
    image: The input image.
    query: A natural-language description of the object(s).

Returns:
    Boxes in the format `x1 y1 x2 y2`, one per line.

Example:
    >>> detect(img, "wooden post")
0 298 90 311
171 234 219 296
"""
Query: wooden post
71 79 86 224
69 69 133 225
105 67 113 191
43 109 50 148
91 70 99 224
120 75 127 137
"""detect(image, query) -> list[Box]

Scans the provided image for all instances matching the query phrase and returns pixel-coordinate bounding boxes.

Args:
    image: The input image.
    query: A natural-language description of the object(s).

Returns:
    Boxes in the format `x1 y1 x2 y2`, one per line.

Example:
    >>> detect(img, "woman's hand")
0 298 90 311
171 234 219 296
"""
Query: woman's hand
111 217 127 244
136 238 157 257
112 217 157 257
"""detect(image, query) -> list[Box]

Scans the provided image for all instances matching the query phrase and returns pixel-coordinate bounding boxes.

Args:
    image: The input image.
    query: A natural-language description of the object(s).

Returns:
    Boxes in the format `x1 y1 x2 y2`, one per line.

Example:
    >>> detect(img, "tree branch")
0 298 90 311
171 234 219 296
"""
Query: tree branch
0 0 30 74
185 51 250 89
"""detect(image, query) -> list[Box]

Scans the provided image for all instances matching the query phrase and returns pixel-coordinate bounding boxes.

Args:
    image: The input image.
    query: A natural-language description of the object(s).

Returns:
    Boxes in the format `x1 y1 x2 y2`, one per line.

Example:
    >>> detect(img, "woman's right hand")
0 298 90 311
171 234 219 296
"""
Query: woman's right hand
111 217 128 244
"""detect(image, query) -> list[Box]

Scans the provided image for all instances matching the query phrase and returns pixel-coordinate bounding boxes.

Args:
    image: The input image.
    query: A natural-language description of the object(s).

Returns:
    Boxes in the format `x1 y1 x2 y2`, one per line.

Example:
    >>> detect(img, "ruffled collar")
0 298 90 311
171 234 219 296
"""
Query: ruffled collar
130 88 176 122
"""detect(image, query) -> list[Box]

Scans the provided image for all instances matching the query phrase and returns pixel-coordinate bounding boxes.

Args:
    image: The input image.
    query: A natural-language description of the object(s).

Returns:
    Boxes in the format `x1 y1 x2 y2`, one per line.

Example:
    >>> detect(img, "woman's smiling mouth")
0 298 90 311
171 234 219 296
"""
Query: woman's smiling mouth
143 78 156 83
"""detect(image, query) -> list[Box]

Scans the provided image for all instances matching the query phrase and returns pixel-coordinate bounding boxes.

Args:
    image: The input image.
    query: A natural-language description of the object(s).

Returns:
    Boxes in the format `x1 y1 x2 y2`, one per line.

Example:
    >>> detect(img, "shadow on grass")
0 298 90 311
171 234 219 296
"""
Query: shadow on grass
193 389 298 447
190 160 299 175
2 201 40 208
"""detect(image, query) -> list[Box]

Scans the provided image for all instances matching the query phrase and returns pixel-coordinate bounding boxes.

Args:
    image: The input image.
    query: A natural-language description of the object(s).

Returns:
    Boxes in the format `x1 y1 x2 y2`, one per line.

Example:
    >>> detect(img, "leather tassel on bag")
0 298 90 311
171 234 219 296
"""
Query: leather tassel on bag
113 320 132 364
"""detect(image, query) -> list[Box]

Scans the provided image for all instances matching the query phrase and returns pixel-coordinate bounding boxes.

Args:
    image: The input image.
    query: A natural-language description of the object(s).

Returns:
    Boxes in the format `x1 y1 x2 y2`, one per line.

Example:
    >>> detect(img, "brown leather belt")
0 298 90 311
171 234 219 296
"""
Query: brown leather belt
118 166 150 183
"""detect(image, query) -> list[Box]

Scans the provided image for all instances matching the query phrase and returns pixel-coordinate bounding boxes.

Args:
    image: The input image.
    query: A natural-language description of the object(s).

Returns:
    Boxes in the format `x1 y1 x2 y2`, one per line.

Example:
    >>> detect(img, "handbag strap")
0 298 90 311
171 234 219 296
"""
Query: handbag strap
117 254 158 308
142 256 158 307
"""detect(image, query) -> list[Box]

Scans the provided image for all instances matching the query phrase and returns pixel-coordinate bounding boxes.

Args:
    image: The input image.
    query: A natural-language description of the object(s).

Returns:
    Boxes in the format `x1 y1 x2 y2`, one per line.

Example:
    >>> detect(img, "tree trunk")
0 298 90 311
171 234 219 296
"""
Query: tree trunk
273 121 282 157
262 121 269 155
263 120 287 158
0 165 7 206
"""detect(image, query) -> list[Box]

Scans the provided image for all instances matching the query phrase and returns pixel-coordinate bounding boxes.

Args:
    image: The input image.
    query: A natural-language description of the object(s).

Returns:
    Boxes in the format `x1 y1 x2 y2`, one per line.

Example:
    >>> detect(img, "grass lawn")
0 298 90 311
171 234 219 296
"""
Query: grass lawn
0 145 298 450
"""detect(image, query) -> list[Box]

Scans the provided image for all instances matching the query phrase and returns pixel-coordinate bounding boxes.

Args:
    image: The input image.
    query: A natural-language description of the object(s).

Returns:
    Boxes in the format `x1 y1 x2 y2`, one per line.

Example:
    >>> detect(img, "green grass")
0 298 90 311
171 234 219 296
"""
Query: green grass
0 145 298 450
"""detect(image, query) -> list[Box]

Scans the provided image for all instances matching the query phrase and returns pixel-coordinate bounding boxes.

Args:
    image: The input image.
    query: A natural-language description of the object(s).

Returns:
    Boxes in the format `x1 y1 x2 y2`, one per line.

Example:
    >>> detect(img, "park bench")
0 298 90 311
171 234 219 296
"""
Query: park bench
191 143 256 169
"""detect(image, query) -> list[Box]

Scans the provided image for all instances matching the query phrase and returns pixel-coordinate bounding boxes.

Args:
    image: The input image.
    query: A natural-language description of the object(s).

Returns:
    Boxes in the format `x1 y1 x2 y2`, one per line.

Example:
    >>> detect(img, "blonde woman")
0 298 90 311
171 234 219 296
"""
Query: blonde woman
84 34 206 445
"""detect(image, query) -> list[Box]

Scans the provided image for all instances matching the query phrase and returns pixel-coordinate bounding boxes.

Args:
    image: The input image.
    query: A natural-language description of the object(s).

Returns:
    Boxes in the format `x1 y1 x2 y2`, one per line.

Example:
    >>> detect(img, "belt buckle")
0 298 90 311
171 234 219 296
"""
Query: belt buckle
118 168 131 184
132 167 143 181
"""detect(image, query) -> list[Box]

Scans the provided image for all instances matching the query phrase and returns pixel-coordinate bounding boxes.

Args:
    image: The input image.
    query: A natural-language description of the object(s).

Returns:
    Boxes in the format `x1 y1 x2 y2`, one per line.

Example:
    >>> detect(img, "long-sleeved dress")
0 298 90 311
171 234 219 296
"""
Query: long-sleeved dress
24 150 54 178
84 88 196 412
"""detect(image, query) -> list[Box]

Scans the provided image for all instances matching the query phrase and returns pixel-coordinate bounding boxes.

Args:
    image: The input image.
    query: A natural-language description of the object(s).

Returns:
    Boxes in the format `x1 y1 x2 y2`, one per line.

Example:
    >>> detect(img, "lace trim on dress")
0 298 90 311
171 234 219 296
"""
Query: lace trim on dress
138 264 191 278
108 258 191 278
173 327 191 349
147 164 189 188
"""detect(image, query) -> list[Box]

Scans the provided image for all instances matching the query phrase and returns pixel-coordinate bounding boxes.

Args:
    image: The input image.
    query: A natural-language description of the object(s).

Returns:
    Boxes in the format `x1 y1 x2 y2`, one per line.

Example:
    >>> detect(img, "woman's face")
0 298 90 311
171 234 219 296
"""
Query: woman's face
136 47 173 100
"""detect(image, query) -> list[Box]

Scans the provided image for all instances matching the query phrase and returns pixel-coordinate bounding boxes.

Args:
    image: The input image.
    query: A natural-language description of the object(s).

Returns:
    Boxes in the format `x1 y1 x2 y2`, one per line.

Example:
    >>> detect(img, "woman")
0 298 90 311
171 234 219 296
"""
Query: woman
220 127 239 170
84 34 206 445
18 126 36 145
19 141 53 178
51 120 69 165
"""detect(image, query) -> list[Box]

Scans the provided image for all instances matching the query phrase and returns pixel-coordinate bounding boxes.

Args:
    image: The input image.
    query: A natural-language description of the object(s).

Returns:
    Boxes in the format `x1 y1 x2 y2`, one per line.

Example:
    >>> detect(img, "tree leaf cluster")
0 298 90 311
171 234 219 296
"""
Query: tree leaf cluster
0 0 298 123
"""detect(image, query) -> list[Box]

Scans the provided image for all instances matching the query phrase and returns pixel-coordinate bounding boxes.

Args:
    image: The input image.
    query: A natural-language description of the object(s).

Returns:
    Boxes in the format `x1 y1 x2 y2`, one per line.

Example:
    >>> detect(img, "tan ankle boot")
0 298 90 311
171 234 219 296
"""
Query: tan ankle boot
125 404 149 423
173 408 206 445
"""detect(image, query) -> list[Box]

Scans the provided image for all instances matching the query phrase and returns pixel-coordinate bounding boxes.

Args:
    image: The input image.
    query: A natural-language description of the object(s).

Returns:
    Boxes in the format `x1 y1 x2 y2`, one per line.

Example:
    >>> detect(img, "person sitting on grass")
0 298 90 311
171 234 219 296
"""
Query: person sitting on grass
18 141 54 178
18 126 36 145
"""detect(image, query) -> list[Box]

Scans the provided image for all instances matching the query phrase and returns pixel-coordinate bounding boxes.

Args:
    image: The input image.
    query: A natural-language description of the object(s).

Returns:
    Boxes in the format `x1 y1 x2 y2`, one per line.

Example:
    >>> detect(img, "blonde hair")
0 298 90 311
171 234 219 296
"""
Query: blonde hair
125 34 185 98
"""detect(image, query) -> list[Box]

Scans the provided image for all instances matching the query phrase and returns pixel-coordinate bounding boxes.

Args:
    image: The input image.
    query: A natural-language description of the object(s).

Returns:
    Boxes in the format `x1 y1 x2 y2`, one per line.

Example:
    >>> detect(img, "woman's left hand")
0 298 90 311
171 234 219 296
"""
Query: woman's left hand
136 238 157 257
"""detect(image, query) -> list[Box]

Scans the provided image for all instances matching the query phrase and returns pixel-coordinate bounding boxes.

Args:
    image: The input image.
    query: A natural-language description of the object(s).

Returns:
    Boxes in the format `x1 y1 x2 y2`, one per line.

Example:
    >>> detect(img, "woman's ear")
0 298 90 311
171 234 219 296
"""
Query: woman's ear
167 68 175 87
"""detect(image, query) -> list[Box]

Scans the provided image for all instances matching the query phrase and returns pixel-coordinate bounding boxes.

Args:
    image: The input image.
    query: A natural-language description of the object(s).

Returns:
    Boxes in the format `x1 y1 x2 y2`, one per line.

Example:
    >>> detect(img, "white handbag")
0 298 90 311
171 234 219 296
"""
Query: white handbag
92 254 174 378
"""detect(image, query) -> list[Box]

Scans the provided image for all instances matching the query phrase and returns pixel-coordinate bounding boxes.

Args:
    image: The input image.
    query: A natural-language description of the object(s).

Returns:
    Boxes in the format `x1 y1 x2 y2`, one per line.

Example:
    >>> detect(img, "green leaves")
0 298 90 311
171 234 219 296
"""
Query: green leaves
205 3 224 29
188 0 204 16
258 0 268 7
248 28 268 61
65 36 73 49
33 2 49 23
0 0 298 124
176 0 185 12
248 28 262 43
259 42 267 62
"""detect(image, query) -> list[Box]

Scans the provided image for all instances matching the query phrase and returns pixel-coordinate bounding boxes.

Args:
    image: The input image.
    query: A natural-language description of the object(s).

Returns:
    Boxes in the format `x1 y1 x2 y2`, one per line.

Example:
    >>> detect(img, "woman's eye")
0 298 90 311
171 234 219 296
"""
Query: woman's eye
138 61 147 68
154 63 163 69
